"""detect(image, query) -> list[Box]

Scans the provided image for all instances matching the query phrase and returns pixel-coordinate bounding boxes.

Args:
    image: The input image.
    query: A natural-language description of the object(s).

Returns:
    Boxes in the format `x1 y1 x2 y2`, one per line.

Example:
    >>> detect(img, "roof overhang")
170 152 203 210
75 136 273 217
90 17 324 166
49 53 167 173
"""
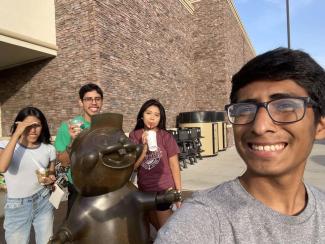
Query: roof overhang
0 28 57 71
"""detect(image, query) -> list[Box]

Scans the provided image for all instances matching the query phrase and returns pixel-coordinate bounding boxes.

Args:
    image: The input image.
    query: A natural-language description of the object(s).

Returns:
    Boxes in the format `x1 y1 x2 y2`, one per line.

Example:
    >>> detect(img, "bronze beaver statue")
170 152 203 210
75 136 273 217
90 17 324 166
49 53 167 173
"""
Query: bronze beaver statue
49 113 181 244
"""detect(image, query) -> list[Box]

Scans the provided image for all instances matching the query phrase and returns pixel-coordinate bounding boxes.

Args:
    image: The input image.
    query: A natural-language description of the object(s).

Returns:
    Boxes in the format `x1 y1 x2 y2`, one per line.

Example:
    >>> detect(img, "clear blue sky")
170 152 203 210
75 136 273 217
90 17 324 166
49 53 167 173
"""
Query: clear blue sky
233 0 325 68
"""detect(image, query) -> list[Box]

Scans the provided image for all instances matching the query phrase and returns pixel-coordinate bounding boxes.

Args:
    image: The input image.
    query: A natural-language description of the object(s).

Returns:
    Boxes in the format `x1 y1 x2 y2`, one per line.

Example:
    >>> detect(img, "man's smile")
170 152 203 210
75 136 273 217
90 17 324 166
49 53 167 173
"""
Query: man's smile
89 107 100 112
249 142 287 152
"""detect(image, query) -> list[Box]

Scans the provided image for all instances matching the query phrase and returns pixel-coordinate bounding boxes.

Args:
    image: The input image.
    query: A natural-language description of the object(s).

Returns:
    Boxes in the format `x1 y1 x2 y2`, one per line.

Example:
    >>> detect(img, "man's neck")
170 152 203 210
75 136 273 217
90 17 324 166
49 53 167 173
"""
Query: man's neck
83 114 91 123
239 173 307 216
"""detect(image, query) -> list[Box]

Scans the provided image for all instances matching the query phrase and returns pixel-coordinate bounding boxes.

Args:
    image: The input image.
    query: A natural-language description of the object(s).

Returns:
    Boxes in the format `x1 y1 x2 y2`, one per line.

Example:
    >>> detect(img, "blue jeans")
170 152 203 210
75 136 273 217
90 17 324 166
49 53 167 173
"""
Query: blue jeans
4 187 54 244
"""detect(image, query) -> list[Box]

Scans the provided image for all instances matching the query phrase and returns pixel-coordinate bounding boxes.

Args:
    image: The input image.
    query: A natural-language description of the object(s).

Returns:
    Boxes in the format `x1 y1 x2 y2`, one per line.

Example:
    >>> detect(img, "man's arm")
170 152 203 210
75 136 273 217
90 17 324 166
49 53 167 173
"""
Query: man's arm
57 150 71 167
54 121 80 167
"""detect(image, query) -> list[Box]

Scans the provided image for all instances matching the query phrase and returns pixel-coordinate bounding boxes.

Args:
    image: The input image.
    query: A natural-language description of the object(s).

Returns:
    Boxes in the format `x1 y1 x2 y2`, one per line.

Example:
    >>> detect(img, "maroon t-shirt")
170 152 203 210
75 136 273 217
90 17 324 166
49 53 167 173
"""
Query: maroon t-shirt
129 129 180 192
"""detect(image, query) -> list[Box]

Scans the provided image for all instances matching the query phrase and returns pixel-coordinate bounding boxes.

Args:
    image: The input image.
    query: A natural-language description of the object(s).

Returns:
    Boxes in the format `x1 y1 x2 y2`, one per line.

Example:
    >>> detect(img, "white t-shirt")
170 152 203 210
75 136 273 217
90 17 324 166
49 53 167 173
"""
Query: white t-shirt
0 140 56 198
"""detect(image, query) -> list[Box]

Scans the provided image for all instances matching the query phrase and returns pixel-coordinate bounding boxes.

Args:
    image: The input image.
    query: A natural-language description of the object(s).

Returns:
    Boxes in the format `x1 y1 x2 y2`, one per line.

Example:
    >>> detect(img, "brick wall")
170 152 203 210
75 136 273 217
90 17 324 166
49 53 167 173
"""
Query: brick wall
0 0 254 136
93 0 196 130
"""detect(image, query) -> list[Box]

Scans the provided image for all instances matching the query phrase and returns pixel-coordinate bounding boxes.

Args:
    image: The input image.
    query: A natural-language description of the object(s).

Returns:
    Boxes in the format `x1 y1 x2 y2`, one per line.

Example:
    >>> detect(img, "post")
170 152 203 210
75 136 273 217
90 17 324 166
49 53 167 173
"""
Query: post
286 0 291 49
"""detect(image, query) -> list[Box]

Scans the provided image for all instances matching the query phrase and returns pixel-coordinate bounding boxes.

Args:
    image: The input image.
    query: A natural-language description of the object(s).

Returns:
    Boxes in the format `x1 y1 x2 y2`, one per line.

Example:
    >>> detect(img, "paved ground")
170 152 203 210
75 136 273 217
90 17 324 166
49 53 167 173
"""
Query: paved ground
0 140 324 243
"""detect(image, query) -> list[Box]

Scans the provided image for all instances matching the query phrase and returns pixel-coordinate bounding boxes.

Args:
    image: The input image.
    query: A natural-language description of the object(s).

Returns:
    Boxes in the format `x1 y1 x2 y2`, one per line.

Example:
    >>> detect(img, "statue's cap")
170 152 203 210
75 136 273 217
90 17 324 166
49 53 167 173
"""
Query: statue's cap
91 113 123 130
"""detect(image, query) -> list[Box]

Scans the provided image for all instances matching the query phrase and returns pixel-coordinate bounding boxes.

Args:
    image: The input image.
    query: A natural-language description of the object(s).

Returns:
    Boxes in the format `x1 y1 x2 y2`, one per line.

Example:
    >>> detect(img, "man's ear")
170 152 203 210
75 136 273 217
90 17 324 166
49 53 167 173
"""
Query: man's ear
79 99 83 107
315 116 325 140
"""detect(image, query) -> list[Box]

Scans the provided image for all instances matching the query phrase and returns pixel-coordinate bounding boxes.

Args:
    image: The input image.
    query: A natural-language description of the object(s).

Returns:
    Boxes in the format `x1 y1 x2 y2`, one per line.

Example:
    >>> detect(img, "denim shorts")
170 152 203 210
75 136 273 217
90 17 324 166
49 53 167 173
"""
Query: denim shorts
4 187 54 244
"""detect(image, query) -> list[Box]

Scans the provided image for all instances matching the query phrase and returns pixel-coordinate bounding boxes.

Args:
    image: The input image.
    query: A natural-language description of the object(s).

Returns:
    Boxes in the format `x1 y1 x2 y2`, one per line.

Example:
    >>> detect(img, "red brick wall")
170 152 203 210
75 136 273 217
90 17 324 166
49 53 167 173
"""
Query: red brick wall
0 0 254 136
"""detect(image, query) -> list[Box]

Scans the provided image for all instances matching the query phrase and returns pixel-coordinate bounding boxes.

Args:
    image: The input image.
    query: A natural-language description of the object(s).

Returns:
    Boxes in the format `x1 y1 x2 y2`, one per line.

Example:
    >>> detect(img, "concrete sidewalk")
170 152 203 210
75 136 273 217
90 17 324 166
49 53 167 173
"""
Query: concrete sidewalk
182 140 325 191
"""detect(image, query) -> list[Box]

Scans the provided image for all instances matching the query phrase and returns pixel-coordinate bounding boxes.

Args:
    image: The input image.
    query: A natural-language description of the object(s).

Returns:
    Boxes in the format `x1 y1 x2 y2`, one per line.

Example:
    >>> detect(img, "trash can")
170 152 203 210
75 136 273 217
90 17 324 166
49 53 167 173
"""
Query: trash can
178 111 227 157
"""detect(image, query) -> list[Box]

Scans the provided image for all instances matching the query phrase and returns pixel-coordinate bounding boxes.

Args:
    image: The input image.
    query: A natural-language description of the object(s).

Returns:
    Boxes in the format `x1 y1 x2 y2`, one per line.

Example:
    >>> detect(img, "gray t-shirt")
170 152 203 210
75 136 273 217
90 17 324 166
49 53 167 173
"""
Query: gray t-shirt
0 140 56 198
155 178 325 244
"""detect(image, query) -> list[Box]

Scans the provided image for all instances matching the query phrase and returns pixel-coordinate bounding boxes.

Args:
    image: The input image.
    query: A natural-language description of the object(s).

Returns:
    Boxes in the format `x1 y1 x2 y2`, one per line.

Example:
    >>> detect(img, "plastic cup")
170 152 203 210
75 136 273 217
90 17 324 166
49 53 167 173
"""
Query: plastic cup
35 168 49 185
69 118 84 133
147 130 158 151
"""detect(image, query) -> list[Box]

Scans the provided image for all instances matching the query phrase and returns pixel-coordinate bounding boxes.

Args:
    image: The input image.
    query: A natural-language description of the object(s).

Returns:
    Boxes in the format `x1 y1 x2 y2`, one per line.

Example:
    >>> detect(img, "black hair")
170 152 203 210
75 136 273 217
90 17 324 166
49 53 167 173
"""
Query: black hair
133 99 167 131
79 83 103 100
230 48 325 118
10 107 51 144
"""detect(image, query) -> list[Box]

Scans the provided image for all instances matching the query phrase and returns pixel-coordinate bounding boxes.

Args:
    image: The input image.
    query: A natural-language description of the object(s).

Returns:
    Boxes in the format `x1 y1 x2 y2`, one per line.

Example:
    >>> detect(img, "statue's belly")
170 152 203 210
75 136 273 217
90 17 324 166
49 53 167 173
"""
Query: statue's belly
69 185 150 244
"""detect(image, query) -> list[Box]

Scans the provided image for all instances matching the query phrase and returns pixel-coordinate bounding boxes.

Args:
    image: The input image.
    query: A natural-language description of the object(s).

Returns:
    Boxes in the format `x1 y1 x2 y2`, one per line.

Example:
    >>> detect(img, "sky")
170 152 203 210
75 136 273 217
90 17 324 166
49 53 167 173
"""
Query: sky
233 0 325 68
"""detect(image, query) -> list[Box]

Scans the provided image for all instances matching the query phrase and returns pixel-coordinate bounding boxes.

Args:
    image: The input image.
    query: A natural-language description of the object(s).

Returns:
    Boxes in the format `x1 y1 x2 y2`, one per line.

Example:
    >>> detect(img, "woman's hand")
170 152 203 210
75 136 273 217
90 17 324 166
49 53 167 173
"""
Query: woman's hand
141 130 148 145
13 121 40 138
68 124 82 140
175 201 182 209
42 174 56 185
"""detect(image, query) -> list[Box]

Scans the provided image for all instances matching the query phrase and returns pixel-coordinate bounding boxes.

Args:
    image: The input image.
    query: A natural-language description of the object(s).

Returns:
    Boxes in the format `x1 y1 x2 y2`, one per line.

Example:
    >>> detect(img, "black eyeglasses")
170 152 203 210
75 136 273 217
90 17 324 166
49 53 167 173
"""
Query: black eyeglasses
225 97 318 125
82 97 102 103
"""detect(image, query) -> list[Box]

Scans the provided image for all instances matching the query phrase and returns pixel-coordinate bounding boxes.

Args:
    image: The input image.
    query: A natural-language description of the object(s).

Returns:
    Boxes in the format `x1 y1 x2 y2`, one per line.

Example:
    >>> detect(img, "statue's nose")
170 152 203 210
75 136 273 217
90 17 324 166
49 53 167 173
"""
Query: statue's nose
100 138 139 169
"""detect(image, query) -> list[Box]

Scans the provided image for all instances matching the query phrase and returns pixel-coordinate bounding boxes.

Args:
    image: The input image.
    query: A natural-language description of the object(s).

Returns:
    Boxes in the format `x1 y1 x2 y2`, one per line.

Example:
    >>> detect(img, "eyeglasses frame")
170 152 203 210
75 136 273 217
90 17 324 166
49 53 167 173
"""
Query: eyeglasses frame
82 97 103 103
224 96 319 125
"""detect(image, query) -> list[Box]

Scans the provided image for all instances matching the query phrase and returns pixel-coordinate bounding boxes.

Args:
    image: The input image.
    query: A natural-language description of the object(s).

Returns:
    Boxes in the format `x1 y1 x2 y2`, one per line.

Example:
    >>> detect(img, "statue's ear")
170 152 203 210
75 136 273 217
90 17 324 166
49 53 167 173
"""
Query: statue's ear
315 116 325 140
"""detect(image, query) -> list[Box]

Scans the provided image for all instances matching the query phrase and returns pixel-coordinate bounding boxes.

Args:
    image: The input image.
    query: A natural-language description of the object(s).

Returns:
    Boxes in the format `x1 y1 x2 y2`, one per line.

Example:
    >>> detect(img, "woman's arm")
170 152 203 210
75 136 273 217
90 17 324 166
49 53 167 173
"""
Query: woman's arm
133 144 148 170
44 160 56 185
168 154 182 208
57 150 71 167
0 136 19 173
55 122 81 167
169 154 182 191
48 160 56 176
0 121 35 172
130 130 148 170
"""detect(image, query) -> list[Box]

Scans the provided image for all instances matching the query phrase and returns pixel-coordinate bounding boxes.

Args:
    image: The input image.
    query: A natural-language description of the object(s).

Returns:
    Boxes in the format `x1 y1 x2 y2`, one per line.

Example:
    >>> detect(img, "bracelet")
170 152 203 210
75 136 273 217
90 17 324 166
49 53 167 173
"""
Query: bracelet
176 190 182 202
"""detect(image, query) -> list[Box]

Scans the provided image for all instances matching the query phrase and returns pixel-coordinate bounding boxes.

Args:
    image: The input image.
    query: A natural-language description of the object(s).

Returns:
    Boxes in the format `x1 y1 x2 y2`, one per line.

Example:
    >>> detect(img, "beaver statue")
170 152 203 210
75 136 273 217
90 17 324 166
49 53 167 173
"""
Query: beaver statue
49 113 181 244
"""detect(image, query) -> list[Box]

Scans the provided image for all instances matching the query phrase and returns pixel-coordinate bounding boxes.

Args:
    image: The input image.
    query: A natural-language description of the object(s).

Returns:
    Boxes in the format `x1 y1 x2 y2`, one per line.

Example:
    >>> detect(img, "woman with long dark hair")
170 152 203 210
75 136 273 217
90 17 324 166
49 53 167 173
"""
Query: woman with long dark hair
0 106 56 244
129 99 181 231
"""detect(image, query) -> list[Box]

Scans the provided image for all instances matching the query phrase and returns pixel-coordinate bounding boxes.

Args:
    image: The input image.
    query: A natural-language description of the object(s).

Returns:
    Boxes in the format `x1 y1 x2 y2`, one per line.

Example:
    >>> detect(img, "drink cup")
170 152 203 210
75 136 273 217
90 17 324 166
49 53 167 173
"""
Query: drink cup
69 118 84 133
147 130 157 151
35 168 49 185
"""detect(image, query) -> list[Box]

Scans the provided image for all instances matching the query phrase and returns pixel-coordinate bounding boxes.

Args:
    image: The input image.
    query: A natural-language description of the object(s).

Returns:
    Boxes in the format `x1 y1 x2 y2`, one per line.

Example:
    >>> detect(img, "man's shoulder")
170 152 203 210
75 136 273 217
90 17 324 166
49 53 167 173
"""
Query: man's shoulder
193 179 240 197
187 179 244 209
54 119 71 151
154 181 240 244
308 184 325 201
56 120 69 133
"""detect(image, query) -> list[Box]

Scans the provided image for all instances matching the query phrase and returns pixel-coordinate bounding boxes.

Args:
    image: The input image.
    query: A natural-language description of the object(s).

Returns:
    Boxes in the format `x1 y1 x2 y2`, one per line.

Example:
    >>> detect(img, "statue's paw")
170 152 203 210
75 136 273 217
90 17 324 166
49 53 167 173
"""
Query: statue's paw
47 230 70 244
165 189 182 202
175 190 182 202
47 235 61 244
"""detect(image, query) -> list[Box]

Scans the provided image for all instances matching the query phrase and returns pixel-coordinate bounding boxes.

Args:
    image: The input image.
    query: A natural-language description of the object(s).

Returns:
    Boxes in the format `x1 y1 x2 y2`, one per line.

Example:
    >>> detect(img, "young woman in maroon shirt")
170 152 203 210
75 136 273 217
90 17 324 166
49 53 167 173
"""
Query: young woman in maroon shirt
129 99 181 231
